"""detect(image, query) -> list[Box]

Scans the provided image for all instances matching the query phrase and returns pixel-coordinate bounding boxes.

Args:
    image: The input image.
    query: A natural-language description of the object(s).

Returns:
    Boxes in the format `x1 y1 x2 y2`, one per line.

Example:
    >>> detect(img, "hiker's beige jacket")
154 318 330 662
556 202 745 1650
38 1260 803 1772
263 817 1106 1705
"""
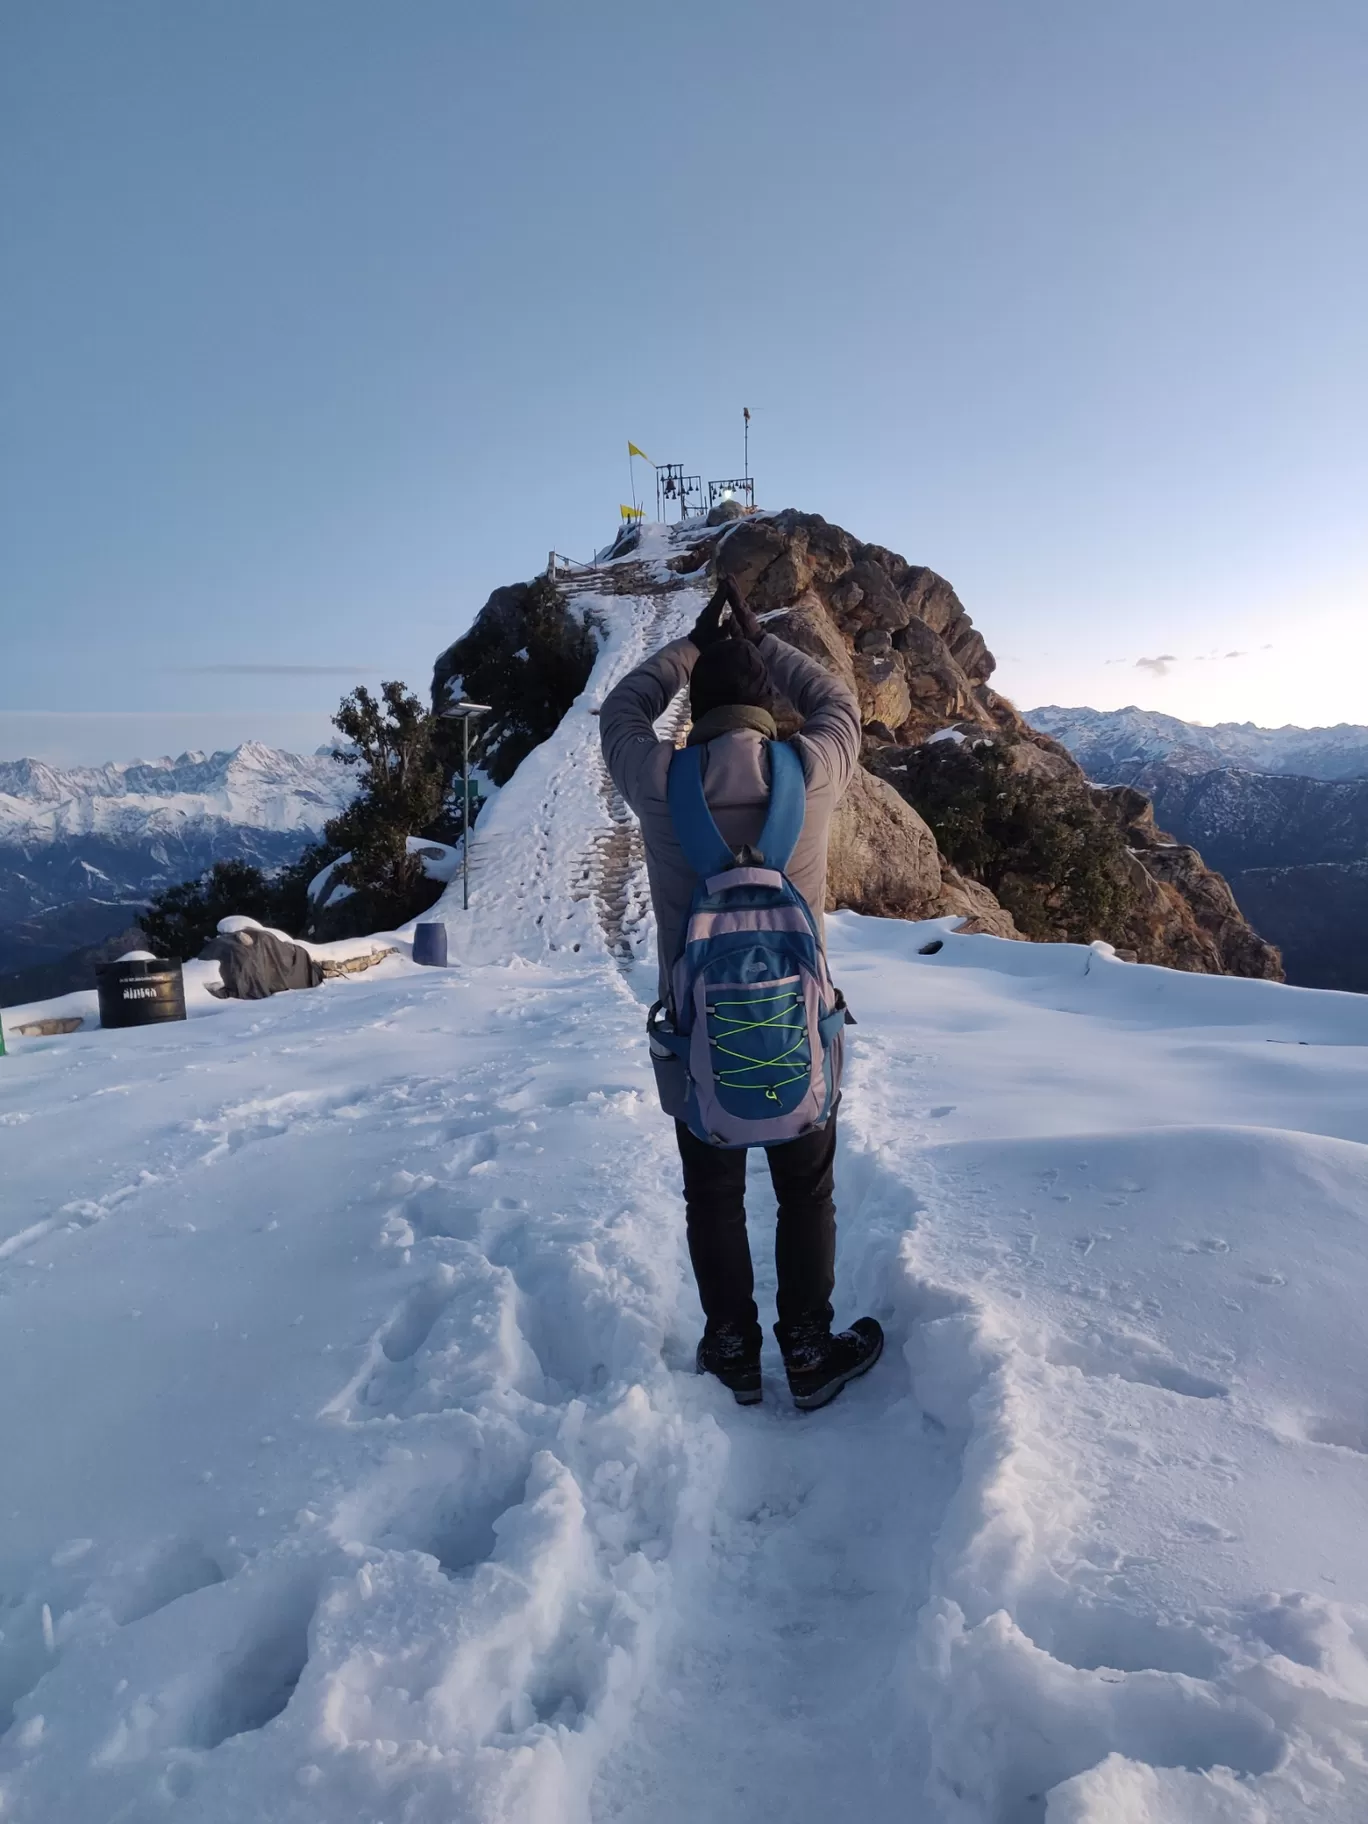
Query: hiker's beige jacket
599 632 862 999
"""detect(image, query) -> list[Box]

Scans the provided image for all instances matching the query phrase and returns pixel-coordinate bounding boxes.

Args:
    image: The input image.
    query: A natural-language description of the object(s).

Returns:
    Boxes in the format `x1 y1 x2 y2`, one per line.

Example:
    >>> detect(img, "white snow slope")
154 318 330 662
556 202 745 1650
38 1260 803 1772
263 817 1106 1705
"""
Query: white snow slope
3 527 1368 1823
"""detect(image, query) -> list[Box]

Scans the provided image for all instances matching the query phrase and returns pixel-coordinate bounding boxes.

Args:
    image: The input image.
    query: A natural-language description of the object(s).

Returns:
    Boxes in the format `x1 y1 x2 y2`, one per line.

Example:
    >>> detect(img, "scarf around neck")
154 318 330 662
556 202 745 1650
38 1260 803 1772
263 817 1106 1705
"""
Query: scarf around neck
686 703 778 747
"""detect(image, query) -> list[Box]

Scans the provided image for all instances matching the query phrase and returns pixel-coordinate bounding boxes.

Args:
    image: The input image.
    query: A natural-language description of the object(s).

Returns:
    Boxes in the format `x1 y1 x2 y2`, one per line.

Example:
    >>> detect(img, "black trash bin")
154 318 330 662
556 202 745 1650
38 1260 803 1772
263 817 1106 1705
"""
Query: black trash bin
97 954 188 1029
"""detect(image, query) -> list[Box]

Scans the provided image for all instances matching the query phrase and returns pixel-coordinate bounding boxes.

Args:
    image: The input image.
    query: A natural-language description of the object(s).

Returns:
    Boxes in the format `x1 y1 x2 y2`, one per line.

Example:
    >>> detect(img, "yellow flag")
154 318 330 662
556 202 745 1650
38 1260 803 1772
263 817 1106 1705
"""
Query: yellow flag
627 442 651 464
620 504 644 520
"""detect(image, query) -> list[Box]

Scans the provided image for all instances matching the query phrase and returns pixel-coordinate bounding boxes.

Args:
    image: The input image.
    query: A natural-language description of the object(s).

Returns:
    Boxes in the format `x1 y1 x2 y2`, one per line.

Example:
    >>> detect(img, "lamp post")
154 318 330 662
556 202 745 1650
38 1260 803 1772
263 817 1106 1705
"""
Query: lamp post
438 699 491 911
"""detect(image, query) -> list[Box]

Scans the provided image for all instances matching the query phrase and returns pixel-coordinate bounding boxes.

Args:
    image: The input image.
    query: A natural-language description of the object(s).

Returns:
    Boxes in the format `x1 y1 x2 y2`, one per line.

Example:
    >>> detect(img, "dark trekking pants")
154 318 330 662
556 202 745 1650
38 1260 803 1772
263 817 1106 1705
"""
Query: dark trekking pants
675 1113 838 1337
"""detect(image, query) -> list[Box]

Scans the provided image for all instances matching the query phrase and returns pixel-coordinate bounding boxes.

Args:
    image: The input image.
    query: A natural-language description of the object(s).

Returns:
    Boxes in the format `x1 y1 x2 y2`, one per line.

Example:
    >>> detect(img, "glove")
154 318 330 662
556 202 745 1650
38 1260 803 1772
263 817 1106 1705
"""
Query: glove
687 584 739 651
720 576 764 644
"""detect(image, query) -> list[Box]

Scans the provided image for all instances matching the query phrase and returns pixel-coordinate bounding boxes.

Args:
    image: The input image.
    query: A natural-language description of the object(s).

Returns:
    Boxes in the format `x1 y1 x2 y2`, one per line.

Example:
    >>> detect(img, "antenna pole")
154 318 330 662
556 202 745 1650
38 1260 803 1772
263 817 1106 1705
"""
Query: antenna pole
462 713 471 912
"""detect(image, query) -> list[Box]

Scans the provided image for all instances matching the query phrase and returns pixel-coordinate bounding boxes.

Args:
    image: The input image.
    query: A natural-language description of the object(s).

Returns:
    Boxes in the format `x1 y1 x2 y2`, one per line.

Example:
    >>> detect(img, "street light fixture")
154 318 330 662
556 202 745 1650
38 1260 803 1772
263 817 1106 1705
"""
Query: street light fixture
438 698 492 911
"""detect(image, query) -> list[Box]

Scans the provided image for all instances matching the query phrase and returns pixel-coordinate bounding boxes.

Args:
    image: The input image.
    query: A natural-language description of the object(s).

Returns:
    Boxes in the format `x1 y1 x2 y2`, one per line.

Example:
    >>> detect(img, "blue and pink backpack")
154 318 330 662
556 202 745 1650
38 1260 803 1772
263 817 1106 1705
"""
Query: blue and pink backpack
647 740 850 1148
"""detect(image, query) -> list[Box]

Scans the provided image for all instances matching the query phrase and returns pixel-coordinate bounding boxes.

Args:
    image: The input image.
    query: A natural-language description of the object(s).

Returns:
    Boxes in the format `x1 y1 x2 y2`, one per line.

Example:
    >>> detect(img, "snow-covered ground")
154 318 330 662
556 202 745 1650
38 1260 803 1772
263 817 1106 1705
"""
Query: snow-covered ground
4 535 1367 1821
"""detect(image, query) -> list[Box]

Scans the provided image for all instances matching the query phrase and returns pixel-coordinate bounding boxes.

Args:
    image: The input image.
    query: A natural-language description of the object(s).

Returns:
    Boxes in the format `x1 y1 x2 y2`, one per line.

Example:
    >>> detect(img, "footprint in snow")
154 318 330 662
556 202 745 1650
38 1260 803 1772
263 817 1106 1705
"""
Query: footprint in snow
1049 1331 1229 1401
186 1584 317 1750
445 1131 498 1176
1302 1415 1368 1455
1180 1517 1240 1544
110 1539 226 1626
381 1273 458 1364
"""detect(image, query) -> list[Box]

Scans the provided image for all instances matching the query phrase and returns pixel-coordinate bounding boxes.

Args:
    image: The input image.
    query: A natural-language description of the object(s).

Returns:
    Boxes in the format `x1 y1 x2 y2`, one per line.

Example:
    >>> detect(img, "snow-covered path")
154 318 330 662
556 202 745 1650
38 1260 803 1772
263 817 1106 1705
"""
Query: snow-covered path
5 538 1368 1820
595 1149 958 1824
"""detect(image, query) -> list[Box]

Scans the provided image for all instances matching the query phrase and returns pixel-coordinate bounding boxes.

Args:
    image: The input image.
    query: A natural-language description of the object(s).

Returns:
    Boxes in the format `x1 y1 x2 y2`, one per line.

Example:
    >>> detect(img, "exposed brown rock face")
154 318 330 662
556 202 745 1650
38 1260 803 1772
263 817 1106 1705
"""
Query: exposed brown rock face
936 866 1023 940
1091 786 1284 980
712 511 1019 746
825 767 942 921
749 579 1018 933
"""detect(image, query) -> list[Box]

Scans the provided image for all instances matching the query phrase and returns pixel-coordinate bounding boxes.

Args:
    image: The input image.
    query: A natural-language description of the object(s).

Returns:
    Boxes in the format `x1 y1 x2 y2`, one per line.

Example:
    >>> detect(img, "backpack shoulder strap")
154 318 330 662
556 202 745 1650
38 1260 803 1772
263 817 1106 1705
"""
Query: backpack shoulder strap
755 741 806 872
666 746 734 878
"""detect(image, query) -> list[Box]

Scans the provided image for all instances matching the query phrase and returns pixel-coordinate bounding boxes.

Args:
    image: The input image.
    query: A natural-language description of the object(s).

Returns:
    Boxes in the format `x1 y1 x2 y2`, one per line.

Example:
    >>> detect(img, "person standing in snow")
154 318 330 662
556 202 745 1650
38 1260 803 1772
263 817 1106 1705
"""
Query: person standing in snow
600 577 883 1410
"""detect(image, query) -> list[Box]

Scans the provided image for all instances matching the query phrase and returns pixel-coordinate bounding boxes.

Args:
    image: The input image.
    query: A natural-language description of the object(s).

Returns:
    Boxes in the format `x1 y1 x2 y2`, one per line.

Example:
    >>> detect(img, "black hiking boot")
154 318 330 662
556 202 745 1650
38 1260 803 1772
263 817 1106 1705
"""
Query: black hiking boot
696 1323 763 1405
776 1315 884 1411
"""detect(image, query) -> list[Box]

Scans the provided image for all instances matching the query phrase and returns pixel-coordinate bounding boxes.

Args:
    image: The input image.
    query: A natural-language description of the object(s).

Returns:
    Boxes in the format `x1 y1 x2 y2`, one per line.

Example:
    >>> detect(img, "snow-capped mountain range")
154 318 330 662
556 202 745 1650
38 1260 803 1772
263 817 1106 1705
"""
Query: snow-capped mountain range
1028 705 1368 782
0 741 354 844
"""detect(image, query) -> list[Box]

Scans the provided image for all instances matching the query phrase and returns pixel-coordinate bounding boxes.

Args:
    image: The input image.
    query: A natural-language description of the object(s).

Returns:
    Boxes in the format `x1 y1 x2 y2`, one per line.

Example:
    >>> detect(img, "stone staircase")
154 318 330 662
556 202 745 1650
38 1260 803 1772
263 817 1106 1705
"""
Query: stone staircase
562 580 696 968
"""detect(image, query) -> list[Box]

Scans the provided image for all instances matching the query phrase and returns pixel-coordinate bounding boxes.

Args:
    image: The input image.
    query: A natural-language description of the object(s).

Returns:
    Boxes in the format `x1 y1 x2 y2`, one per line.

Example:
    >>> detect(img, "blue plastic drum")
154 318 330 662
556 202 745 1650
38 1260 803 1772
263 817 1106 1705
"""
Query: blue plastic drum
412 922 449 967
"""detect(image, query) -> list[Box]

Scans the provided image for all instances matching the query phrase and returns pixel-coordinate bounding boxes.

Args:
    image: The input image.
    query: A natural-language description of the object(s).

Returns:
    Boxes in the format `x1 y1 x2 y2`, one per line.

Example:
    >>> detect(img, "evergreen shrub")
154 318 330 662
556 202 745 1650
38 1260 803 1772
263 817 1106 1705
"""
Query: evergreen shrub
880 739 1130 943
433 576 598 784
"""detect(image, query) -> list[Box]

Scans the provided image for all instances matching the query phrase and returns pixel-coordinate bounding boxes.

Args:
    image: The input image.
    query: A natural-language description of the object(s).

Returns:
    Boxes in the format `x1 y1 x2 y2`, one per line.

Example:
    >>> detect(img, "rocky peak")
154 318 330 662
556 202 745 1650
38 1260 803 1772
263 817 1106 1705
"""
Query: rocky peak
0 757 69 801
698 509 1011 745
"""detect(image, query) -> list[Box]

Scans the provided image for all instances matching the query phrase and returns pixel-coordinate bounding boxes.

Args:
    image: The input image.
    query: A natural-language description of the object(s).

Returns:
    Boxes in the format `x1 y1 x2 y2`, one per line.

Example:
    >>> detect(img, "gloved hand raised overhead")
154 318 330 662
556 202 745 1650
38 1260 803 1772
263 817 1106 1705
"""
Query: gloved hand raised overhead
720 576 764 644
687 583 740 651
688 576 763 650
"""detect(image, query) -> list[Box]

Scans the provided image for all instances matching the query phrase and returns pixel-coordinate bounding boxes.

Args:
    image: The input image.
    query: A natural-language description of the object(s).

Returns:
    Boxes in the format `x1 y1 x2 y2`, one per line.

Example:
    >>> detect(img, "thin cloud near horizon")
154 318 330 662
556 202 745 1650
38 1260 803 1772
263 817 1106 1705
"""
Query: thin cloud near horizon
1108 645 1276 676
0 709 341 721
173 663 385 676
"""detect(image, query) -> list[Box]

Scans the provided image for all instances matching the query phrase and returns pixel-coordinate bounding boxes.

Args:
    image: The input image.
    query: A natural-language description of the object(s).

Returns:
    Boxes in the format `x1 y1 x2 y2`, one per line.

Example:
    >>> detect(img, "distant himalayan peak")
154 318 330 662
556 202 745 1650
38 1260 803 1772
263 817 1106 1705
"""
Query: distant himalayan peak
1027 706 1368 782
0 743 355 843
0 740 334 799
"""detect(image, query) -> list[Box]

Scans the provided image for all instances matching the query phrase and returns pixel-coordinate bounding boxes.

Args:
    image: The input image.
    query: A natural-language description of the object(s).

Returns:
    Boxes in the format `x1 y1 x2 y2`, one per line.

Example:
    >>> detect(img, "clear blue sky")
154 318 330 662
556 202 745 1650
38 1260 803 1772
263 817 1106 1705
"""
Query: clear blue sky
3 0 1365 764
